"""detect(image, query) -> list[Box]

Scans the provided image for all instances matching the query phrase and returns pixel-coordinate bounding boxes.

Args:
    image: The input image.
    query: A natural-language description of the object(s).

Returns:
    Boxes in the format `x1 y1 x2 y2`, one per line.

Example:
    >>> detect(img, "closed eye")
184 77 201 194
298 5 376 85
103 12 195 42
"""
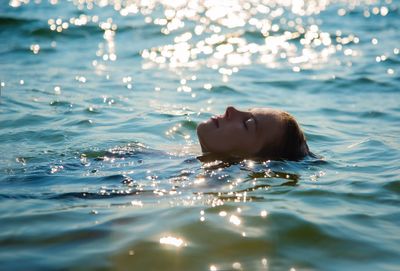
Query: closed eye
243 117 255 130
243 120 248 130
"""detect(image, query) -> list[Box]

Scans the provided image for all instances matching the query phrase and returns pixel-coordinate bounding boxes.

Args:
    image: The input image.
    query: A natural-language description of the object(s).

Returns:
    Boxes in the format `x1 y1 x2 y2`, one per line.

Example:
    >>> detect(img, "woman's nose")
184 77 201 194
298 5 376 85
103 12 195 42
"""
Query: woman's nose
225 106 241 120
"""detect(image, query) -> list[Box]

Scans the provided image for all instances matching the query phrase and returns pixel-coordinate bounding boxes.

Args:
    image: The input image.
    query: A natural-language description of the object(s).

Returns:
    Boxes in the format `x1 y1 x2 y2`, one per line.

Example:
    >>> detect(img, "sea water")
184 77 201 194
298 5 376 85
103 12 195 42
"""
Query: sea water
0 0 399 270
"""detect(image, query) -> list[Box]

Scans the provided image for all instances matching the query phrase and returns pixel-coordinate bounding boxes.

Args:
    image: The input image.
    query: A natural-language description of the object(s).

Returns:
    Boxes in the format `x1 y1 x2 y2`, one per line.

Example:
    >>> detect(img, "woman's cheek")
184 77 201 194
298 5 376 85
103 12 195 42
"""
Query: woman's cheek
228 131 246 148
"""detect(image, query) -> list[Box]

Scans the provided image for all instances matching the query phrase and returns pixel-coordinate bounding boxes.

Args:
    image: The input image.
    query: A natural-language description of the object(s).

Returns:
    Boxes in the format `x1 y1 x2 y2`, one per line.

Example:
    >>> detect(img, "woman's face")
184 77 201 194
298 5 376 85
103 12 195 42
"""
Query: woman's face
197 106 285 157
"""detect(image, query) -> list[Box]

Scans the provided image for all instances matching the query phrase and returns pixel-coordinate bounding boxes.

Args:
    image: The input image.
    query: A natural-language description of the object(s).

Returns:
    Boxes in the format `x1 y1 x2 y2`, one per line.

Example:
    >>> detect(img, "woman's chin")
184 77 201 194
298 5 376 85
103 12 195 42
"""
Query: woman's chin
197 123 210 152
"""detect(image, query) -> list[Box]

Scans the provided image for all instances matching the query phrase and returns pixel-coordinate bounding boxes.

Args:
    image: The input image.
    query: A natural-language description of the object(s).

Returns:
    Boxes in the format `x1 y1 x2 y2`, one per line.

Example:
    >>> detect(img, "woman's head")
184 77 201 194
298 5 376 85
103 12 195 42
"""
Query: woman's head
196 106 309 160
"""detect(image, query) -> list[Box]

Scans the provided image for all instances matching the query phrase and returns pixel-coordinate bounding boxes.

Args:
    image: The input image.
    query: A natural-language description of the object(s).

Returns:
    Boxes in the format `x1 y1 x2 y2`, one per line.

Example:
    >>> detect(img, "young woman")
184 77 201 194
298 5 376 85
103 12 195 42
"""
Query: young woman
197 106 309 161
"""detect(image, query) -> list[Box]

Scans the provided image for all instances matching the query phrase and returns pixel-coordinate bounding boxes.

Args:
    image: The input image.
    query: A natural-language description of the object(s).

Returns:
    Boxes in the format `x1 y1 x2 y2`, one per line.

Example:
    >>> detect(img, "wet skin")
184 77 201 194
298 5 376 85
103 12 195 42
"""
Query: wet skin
197 106 286 158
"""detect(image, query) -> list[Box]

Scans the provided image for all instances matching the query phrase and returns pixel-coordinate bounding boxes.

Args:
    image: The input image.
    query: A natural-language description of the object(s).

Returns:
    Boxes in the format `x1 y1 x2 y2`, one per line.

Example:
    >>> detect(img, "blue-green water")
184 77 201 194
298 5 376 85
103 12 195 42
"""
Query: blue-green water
1 0 399 270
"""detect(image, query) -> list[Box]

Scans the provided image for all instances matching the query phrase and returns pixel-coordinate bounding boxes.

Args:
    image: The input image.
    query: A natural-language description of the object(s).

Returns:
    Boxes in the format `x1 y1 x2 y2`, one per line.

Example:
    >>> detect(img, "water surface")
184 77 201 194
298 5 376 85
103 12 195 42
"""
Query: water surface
1 0 399 270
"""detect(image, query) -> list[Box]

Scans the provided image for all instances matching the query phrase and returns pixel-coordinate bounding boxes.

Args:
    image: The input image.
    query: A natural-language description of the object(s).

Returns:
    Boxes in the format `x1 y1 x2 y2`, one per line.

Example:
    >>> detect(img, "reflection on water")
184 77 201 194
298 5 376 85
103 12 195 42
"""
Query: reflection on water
1 0 400 270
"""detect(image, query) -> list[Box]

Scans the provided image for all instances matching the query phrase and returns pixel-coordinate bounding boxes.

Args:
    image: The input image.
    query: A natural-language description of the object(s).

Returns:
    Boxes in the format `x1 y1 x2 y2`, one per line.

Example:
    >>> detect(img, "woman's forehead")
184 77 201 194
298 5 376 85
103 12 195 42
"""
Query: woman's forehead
250 108 286 143
250 107 283 117
250 108 285 134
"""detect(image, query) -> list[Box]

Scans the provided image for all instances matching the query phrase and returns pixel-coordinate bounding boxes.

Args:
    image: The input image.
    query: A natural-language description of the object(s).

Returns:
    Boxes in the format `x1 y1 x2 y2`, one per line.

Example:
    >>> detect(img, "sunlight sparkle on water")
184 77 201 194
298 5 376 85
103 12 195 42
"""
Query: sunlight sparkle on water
229 215 241 226
131 200 143 207
10 0 382 81
134 0 353 77
260 210 268 217
232 262 242 270
54 86 61 94
262 258 268 267
3 0 399 269
159 236 186 247
30 44 40 54
387 68 394 75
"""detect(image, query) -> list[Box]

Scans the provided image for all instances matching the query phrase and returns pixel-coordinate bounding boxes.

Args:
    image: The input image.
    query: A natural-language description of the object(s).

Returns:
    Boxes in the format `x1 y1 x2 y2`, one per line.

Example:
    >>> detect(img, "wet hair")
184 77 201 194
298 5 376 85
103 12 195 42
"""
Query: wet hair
257 112 309 161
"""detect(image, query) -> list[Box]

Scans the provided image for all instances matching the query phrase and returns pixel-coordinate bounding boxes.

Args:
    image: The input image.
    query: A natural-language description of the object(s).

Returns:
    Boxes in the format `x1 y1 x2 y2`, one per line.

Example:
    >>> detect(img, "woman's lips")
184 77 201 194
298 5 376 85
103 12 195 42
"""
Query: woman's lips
210 111 226 128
